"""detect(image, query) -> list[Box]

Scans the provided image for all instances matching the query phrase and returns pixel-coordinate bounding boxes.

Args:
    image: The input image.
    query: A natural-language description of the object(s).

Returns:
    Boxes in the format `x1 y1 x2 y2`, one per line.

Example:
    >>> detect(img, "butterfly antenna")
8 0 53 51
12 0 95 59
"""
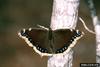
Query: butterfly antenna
37 24 49 30
79 17 95 34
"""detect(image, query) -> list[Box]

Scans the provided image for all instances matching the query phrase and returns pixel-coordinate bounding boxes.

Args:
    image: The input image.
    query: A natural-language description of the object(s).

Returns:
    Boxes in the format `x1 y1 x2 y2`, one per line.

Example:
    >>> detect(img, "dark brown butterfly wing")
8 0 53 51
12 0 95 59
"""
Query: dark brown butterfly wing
18 28 53 54
18 28 83 56
53 29 83 53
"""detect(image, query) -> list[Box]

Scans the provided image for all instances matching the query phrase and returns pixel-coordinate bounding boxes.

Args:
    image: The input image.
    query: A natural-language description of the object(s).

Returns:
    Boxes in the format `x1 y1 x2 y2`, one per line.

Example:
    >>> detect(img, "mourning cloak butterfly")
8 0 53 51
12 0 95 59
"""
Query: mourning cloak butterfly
18 28 84 56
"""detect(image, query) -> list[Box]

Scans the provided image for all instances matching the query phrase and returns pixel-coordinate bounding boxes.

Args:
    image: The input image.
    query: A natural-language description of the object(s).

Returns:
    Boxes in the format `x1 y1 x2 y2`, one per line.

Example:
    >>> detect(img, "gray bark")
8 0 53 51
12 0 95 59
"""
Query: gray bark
48 0 80 67
85 0 100 63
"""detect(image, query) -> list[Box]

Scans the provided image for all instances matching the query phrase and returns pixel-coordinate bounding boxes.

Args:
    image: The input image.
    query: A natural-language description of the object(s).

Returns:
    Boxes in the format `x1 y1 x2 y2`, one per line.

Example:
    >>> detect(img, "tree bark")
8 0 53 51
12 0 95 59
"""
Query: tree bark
85 0 100 63
48 0 80 67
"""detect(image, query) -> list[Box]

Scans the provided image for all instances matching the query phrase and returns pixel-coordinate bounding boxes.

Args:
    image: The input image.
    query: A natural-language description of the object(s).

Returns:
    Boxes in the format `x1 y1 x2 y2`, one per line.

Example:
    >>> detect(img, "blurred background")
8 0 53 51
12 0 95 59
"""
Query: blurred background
0 0 99 67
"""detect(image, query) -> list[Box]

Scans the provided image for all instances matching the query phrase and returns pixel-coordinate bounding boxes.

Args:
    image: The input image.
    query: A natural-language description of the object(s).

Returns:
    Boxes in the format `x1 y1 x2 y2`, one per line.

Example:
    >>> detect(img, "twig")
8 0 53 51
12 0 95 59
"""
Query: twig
85 0 100 63
79 17 95 34
48 0 80 67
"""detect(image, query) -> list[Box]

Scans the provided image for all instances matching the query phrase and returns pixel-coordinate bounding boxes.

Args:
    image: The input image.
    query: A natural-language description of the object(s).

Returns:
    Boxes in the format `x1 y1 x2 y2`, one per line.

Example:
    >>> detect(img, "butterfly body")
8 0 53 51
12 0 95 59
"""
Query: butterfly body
18 28 84 56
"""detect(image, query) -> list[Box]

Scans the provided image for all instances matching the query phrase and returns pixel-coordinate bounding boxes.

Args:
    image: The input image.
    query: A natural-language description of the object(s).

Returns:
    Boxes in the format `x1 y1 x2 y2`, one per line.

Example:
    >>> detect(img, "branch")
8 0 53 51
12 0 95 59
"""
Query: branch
48 0 80 67
85 0 100 63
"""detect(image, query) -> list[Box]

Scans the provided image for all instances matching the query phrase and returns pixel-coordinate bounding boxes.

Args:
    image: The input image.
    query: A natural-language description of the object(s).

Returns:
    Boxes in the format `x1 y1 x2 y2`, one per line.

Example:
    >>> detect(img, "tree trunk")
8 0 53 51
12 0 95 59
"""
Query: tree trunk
48 0 80 67
85 0 100 63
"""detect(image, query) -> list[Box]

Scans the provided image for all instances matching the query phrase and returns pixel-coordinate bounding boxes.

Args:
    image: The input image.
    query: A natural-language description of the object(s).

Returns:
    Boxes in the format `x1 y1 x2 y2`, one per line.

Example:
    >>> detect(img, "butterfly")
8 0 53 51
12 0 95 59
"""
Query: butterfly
18 27 84 56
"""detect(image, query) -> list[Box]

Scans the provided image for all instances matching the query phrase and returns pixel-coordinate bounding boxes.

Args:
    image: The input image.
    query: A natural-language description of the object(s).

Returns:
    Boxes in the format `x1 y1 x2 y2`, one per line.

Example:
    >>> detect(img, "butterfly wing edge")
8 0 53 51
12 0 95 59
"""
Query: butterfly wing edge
18 29 53 57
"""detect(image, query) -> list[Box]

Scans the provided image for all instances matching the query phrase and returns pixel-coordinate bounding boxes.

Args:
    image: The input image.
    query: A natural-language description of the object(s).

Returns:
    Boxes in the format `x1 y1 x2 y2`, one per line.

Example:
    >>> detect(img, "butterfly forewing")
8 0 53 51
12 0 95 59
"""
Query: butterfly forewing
19 28 52 53
53 29 80 53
